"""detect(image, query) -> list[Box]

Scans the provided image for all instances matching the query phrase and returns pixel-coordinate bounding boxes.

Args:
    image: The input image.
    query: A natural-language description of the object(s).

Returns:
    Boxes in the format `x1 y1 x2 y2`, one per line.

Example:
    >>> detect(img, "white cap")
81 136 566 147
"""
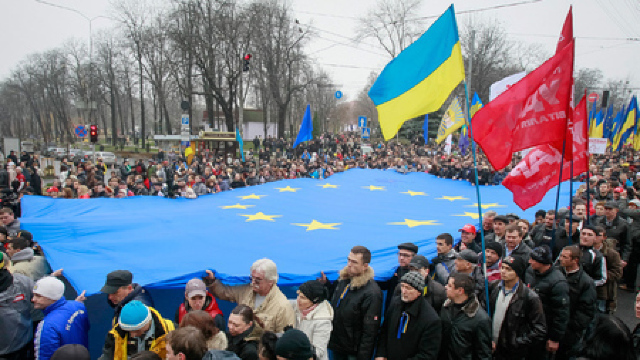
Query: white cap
33 276 65 301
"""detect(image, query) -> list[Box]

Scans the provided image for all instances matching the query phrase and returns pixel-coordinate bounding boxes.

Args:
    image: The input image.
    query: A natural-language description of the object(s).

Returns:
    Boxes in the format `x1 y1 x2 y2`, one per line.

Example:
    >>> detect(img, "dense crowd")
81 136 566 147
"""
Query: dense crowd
2 135 640 360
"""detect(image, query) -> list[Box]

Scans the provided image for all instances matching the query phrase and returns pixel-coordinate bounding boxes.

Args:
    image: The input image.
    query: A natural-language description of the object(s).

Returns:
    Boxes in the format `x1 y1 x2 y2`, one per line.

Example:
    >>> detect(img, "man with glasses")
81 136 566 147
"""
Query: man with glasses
204 258 294 339
378 242 417 313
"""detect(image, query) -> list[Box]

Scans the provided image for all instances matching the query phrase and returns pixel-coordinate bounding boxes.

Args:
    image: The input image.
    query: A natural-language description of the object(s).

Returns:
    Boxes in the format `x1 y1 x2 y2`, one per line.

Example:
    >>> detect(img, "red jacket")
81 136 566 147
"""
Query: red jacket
176 292 223 325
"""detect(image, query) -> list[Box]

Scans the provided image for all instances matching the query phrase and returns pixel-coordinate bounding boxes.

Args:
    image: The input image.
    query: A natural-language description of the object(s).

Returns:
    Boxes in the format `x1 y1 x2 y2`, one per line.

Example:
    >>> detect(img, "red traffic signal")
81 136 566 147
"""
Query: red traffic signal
244 54 252 61
90 125 98 143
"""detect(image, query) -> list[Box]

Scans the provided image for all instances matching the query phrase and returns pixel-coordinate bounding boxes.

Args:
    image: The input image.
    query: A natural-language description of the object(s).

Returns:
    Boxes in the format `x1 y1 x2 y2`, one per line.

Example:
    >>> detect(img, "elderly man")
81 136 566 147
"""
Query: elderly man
375 272 442 360
204 258 294 339
100 300 174 359
379 242 418 313
32 277 89 360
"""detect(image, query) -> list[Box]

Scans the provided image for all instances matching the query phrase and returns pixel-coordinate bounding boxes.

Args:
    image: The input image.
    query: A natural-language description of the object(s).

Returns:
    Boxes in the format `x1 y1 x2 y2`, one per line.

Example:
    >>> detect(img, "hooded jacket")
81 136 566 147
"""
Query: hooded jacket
439 294 492 360
328 266 382 360
432 249 457 285
291 299 333 360
0 272 33 356
10 247 51 281
35 298 90 360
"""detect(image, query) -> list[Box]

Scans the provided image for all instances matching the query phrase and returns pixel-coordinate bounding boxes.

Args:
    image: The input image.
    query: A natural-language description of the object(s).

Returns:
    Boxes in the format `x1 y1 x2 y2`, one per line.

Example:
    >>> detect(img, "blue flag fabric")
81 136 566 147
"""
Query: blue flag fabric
423 114 429 138
293 104 313 148
21 169 574 295
235 128 245 162
603 106 613 140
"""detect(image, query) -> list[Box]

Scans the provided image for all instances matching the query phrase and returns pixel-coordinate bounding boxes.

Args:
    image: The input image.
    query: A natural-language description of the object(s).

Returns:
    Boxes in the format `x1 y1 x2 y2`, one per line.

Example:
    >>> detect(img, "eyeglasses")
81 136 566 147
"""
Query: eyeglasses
250 276 265 284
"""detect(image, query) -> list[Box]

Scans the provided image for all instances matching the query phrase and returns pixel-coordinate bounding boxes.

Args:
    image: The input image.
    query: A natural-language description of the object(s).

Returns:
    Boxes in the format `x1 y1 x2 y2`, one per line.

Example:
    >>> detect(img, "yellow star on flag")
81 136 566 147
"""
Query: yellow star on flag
438 196 468 201
362 185 385 191
240 212 282 222
219 204 255 210
292 220 342 231
465 203 505 209
453 212 481 219
238 194 267 200
401 190 428 196
318 183 339 189
275 186 300 192
387 219 441 228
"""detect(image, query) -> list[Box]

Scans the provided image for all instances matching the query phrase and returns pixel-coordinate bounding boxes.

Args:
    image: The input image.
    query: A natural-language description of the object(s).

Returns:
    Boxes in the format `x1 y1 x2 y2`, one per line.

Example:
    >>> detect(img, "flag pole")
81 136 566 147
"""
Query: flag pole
463 80 490 317
553 132 568 232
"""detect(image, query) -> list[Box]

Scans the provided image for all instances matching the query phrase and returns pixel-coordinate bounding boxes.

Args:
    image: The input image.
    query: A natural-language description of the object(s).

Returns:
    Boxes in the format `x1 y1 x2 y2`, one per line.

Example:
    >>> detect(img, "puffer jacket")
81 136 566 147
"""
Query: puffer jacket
291 299 333 360
560 266 596 349
432 249 457 285
439 294 492 360
489 281 547 360
175 291 225 331
0 272 33 355
328 266 382 360
524 266 570 343
35 298 90 360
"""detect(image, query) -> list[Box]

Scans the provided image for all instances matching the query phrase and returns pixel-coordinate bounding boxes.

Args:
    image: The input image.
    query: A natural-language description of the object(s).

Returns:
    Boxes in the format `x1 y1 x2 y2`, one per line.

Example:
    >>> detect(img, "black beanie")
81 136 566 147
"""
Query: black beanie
502 256 527 280
275 329 315 360
298 280 326 304
485 242 503 258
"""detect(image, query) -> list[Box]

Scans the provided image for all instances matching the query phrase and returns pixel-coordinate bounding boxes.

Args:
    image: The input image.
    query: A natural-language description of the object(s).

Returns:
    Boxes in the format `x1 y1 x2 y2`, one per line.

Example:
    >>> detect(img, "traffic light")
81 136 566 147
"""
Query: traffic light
90 125 98 143
243 54 251 72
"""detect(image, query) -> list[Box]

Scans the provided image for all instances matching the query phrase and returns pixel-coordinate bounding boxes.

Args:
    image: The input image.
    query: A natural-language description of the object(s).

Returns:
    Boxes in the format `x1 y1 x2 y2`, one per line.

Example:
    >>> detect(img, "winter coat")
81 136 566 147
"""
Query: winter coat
432 250 457 285
530 224 556 248
560 266 596 352
553 228 580 260
619 208 640 260
100 306 174 360
9 248 51 281
0 272 33 355
505 242 532 262
35 298 90 360
378 265 411 312
524 266 570 343
595 215 629 258
392 274 447 314
595 238 623 303
291 299 333 360
226 326 258 360
439 294 492 360
376 295 442 360
579 245 607 287
327 266 382 360
208 279 294 340
206 331 229 351
489 281 547 360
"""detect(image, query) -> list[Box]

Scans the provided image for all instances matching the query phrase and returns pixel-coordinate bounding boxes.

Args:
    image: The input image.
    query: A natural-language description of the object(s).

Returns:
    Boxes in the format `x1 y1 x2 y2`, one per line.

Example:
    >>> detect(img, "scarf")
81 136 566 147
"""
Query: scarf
300 303 319 318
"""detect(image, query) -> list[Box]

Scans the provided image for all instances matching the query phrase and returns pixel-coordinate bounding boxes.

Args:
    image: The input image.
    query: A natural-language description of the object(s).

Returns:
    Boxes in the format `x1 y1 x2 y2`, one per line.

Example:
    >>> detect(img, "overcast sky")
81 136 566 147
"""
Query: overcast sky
2 0 638 102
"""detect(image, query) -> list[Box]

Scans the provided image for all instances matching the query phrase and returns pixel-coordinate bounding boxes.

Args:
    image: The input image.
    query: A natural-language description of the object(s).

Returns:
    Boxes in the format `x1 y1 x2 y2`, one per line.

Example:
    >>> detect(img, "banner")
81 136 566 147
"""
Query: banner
589 138 607 154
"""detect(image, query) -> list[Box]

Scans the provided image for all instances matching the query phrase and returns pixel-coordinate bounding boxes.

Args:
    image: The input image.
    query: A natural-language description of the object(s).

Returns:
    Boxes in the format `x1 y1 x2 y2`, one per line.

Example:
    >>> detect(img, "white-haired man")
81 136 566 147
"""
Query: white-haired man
205 258 294 339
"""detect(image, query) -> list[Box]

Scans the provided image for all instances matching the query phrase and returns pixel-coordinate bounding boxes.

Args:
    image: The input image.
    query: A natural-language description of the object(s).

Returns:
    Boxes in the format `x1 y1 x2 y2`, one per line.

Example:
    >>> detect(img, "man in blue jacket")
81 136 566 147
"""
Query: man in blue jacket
32 276 89 360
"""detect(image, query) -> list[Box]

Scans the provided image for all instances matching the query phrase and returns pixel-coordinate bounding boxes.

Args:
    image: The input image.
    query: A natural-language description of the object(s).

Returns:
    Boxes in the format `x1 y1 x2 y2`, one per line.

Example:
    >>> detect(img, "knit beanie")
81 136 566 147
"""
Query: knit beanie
530 245 553 265
485 242 503 258
400 271 425 292
502 256 527 280
298 280 326 304
275 329 315 360
33 276 65 301
119 300 152 331
50 344 91 360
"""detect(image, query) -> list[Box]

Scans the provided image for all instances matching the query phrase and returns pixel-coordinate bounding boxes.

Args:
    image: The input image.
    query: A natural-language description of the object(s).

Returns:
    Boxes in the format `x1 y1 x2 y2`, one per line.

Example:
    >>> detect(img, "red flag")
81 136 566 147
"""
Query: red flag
556 7 573 53
472 40 574 171
502 94 588 210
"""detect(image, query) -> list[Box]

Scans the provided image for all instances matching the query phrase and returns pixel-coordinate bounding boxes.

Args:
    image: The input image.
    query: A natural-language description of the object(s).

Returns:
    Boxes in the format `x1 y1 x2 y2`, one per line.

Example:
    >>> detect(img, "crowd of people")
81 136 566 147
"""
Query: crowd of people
2 135 640 360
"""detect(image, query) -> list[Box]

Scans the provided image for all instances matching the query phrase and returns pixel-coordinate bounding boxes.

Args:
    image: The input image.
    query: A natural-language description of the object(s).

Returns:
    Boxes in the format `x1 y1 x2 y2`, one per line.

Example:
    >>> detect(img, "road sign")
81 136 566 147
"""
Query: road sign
361 127 370 139
181 115 189 125
358 116 367 128
335 91 343 99
588 93 599 102
75 125 86 138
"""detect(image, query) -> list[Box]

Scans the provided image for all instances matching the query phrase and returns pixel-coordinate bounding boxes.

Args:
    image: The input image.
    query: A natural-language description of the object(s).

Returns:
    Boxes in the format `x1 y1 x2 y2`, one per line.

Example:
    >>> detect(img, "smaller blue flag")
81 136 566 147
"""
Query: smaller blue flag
423 114 429 137
235 127 245 162
294 104 313 148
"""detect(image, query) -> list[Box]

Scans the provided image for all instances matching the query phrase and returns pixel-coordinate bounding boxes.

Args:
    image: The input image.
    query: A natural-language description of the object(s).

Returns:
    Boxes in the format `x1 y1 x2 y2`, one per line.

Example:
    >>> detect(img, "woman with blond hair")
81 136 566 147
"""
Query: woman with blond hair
77 185 91 199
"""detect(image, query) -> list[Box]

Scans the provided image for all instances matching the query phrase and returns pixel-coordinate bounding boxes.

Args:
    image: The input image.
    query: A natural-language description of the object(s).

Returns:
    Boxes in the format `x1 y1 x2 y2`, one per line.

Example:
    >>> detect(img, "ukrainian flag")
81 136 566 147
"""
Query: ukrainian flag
614 99 636 151
369 5 465 140
436 98 465 143
469 92 483 119
610 105 626 149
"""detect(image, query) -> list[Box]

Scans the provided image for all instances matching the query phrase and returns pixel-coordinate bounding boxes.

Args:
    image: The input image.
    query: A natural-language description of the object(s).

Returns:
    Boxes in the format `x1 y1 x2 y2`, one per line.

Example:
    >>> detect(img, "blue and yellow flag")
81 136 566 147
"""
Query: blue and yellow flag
459 93 483 155
436 98 465 144
614 99 636 151
368 5 464 140
610 105 626 148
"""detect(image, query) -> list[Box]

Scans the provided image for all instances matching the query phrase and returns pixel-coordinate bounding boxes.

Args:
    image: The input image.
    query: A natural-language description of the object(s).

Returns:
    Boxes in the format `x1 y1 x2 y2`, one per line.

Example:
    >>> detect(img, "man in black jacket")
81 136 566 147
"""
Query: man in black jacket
392 255 447 314
378 242 417 313
376 272 441 360
578 225 607 288
324 245 382 360
553 214 581 260
595 201 628 256
524 245 570 359
439 273 492 360
557 245 596 360
489 256 546 360
100 270 155 325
